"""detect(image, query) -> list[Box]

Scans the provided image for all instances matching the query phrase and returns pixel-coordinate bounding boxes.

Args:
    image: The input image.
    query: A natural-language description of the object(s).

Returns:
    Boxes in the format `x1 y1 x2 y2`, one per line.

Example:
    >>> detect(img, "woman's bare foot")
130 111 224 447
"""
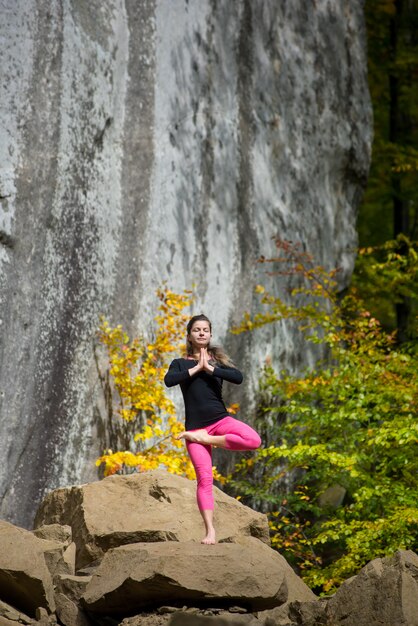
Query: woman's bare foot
200 509 216 545
177 429 211 444
201 527 216 545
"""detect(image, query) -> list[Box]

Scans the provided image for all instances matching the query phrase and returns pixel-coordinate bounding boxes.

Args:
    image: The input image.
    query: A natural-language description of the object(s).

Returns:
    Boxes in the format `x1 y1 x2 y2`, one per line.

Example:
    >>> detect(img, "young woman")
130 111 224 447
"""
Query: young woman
164 314 261 544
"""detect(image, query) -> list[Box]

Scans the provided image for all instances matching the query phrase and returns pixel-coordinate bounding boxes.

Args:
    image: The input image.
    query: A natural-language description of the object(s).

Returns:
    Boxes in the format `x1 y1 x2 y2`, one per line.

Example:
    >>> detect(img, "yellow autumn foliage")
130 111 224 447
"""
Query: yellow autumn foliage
96 286 226 485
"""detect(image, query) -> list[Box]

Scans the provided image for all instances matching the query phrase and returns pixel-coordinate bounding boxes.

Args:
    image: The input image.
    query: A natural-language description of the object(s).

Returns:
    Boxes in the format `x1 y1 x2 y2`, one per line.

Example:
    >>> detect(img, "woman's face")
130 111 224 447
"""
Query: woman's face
188 320 212 351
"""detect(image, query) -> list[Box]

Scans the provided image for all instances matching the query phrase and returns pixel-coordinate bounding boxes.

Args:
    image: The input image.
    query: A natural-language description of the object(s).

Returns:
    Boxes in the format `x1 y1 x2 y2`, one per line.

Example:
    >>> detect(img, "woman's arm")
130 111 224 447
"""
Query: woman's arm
164 359 191 387
212 365 243 385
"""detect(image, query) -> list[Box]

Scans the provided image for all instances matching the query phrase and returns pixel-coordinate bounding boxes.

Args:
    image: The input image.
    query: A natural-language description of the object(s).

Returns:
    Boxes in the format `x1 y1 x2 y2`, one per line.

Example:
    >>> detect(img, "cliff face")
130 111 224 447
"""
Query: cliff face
0 0 372 527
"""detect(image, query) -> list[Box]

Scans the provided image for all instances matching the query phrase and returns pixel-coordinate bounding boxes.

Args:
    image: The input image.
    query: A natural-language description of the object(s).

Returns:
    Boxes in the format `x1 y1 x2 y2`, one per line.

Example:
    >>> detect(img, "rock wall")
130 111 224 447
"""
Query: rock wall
0 0 372 527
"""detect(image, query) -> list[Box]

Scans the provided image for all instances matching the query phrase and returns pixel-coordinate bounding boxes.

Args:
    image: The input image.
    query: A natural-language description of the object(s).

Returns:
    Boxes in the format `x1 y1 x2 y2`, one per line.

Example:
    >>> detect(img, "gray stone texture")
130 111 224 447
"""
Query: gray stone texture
0 0 372 527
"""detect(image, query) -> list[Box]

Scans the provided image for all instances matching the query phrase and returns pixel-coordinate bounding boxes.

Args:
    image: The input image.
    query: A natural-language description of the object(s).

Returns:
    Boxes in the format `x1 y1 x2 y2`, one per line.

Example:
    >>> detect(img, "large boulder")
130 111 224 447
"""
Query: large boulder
0 521 59 616
258 550 418 625
34 470 270 569
326 550 418 626
81 536 316 614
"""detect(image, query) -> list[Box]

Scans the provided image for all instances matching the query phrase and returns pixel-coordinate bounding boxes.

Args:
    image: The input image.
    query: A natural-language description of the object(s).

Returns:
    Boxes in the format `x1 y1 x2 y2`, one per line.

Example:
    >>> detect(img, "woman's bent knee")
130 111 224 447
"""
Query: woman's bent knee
252 433 262 449
224 431 262 451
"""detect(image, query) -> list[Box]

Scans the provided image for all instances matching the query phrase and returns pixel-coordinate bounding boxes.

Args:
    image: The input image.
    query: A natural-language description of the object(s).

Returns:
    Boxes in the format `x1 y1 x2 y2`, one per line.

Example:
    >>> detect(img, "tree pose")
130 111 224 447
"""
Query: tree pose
164 314 261 544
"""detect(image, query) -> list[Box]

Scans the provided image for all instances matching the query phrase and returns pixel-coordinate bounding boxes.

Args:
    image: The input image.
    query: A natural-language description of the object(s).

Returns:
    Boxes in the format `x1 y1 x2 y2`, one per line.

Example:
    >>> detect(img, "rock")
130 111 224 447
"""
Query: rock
34 470 270 568
168 614 256 626
257 571 323 625
120 614 172 626
54 574 92 601
119 610 257 626
75 561 102 577
0 521 57 616
32 525 72 546
54 595 91 626
286 599 328 626
53 573 93 626
81 537 315 614
260 550 418 626
0 618 24 626
326 550 418 626
317 485 346 509
0 600 34 625
257 602 316 626
34 608 57 626
59 543 76 577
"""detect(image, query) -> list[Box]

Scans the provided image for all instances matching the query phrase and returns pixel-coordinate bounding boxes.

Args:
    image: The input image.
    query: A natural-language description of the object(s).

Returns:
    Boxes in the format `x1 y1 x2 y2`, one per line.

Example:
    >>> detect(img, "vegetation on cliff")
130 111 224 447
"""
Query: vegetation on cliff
229 238 417 593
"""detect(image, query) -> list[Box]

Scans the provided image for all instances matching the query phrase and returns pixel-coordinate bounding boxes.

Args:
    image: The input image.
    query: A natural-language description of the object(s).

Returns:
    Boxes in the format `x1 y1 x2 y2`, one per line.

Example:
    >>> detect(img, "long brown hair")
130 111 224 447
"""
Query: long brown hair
185 314 235 367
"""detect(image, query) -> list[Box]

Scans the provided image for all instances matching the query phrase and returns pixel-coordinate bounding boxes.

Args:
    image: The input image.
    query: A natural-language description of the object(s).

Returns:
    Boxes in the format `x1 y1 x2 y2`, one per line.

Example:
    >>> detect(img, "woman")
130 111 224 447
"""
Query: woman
164 314 261 544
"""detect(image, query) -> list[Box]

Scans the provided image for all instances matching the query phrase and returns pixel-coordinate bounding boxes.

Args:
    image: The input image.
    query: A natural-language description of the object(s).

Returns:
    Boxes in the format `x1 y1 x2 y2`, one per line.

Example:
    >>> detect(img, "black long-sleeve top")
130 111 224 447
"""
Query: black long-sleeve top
164 358 243 430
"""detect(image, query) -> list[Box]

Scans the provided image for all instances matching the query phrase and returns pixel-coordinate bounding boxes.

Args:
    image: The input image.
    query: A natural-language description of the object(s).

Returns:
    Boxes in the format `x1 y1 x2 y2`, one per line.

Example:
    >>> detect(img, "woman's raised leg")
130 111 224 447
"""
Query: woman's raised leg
209 416 261 450
178 417 261 450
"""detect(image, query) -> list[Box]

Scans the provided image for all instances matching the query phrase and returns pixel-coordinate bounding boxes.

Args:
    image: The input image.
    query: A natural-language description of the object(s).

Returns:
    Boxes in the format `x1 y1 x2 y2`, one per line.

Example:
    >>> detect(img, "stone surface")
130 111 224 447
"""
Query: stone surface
120 615 171 626
282 599 329 626
0 520 57 616
54 573 92 602
317 485 347 509
34 470 270 568
0 0 372 530
0 619 19 626
2 503 418 626
0 600 34 625
59 542 76 577
34 608 57 626
81 536 316 614
54 573 92 626
169 614 256 626
54 594 91 626
33 524 72 546
326 550 418 626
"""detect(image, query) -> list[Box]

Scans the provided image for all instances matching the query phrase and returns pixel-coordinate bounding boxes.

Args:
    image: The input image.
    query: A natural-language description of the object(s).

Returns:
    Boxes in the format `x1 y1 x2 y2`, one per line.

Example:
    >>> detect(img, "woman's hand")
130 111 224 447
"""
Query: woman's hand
188 348 214 377
200 348 214 374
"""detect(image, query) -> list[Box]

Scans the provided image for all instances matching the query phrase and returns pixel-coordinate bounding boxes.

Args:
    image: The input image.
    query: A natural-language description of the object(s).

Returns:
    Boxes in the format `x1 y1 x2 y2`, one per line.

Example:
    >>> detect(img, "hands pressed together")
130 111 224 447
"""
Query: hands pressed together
188 348 214 377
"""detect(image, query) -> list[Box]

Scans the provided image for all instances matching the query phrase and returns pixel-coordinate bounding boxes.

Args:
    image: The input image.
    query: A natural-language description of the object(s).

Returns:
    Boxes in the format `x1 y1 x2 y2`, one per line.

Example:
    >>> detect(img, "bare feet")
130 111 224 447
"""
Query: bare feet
201 527 216 545
177 429 211 444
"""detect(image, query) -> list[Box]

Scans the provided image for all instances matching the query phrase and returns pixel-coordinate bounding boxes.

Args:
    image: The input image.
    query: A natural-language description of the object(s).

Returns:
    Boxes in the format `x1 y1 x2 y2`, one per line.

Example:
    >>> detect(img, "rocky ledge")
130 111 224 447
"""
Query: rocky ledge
1 470 417 626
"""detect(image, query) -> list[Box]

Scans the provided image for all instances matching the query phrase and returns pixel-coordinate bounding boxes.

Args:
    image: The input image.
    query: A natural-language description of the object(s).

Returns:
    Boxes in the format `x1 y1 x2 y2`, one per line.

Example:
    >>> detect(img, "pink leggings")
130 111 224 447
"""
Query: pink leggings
186 416 261 511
